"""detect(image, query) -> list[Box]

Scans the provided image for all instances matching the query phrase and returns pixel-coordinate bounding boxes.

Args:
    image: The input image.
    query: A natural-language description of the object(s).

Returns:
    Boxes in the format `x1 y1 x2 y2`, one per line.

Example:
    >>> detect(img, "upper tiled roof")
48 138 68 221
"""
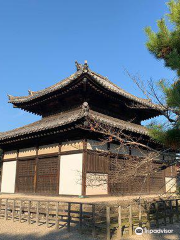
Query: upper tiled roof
8 61 163 111
0 104 149 142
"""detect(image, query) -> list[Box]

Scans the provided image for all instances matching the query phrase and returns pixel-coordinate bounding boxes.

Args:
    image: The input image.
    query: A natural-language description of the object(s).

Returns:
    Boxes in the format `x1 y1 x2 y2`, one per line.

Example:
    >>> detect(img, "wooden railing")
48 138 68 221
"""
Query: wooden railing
0 198 179 239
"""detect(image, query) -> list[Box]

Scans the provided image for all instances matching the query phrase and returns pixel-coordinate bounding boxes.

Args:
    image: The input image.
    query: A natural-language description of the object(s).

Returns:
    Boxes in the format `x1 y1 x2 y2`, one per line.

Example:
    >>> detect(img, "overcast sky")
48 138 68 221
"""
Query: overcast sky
0 0 175 131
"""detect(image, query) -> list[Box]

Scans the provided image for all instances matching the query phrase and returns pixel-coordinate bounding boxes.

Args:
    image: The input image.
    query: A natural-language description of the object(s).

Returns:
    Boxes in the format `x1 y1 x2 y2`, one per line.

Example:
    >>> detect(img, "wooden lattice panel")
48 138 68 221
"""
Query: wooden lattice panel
16 159 36 193
130 176 148 194
36 157 59 194
150 170 165 193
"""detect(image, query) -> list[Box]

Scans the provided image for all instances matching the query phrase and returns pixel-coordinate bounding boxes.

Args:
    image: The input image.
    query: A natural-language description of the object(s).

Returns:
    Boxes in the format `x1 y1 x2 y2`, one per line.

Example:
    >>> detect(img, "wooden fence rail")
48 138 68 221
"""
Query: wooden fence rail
0 198 179 239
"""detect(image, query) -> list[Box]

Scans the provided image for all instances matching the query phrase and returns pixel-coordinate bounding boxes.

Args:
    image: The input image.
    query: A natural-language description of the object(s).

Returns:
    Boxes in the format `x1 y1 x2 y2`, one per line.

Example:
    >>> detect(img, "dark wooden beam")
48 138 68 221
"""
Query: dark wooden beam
82 139 87 196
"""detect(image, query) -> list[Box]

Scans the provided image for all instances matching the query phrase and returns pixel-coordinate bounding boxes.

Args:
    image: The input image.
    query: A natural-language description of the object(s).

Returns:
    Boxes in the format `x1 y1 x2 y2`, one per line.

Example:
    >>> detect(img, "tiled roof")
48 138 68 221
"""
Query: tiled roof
0 106 149 142
90 110 149 136
8 61 163 111
0 108 84 141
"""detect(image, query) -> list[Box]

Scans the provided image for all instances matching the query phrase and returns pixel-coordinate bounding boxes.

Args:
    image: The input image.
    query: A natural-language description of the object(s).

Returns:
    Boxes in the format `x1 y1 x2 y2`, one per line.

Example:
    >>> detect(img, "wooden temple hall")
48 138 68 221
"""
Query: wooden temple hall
0 61 176 196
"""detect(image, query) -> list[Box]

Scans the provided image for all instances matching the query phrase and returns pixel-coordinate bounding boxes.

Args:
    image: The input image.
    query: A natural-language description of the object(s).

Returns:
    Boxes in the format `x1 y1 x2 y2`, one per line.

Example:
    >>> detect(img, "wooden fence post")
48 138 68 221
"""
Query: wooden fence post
46 202 49 228
36 201 39 226
67 203 71 232
79 203 83 234
164 201 167 226
118 206 122 239
106 206 110 240
12 200 15 222
5 199 8 220
28 201 31 224
176 199 179 222
129 205 133 236
169 200 173 224
55 202 59 230
155 202 159 228
146 203 150 229
92 204 96 238
19 200 22 222
139 204 142 227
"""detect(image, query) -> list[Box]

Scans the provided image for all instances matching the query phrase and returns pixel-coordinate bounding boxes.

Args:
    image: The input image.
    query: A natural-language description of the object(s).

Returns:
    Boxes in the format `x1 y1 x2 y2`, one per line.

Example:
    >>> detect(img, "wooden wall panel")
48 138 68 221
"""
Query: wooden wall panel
86 152 109 174
36 157 59 195
165 166 177 177
149 171 165 193
16 159 36 193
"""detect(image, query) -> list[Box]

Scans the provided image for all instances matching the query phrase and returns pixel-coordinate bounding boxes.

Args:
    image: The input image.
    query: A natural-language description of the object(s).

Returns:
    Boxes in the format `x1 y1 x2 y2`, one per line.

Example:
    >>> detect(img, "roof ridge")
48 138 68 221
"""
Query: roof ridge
7 61 163 112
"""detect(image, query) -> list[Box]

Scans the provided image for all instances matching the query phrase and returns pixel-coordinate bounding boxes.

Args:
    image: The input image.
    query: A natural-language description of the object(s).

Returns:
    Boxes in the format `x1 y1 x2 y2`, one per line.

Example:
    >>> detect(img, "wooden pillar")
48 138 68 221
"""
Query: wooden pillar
163 168 166 193
34 145 39 194
0 150 4 192
82 139 87 196
58 143 61 195
107 152 111 195
15 149 19 193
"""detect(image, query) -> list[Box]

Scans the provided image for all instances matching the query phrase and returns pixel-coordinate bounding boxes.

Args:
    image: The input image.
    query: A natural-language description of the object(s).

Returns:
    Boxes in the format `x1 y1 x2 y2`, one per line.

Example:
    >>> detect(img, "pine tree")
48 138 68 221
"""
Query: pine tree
145 0 180 150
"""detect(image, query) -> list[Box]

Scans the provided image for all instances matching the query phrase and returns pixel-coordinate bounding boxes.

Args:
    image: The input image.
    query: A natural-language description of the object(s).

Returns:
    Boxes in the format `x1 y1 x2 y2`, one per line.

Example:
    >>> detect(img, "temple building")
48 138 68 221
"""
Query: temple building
0 61 176 196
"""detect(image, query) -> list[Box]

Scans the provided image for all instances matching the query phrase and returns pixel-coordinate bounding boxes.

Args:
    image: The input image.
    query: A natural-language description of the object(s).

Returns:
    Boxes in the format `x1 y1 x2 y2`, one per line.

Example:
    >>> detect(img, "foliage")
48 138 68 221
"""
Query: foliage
145 0 180 150
148 123 180 150
145 0 180 76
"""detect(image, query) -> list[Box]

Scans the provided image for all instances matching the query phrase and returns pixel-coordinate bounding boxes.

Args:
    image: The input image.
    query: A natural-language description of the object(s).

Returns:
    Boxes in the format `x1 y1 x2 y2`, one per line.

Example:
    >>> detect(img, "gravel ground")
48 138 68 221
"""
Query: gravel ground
0 219 95 240
0 218 179 240
0 193 177 205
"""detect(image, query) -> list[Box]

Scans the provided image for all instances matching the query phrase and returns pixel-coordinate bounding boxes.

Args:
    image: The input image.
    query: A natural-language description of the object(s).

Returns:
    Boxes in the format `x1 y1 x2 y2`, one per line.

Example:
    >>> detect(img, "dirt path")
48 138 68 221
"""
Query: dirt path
0 193 176 205
0 218 179 240
0 219 94 240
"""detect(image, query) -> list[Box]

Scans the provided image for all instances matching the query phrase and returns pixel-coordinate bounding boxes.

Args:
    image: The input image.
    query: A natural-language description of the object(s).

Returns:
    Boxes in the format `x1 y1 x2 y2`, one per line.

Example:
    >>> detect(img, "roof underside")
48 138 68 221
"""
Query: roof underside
0 107 149 143
8 61 163 112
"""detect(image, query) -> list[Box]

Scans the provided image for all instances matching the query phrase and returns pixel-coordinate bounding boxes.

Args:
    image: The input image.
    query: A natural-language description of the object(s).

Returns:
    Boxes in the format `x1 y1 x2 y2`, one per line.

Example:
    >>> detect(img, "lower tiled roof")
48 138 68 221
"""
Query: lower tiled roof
0 108 83 141
0 108 149 142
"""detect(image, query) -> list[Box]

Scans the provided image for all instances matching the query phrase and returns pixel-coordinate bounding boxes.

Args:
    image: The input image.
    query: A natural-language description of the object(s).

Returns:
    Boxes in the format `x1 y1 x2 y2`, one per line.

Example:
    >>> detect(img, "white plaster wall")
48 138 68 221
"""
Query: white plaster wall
4 151 17 160
86 173 108 195
59 153 83 195
38 143 59 155
131 147 147 157
110 143 129 154
61 140 83 152
1 161 17 193
165 177 176 193
87 140 107 151
19 147 36 157
164 154 175 161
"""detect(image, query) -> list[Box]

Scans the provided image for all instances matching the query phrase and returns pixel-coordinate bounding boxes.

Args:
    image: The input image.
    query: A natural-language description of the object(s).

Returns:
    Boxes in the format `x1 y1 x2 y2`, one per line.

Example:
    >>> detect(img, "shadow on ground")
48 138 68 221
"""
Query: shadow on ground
0 229 94 240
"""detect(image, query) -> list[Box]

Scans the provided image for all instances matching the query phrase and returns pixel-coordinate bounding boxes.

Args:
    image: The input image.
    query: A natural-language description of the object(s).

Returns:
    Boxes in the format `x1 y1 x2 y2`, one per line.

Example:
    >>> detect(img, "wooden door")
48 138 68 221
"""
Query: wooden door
16 159 36 193
36 157 59 195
